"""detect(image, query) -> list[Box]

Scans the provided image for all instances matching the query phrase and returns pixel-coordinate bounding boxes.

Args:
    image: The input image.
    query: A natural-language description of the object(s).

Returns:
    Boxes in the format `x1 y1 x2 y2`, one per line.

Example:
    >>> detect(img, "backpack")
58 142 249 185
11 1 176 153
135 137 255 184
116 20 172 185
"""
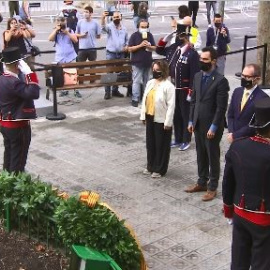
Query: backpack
62 9 78 32
138 2 148 18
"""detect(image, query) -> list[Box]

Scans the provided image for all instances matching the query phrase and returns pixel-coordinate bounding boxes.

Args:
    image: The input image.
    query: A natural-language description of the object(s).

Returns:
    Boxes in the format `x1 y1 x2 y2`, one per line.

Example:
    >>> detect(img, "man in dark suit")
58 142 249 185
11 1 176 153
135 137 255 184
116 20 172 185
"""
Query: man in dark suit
156 24 200 151
227 63 269 143
222 98 270 270
185 46 229 201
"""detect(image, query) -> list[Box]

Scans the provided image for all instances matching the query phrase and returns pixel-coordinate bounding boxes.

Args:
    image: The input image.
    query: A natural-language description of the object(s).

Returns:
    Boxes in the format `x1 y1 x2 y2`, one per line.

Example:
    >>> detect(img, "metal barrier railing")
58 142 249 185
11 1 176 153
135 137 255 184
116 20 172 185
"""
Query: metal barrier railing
227 44 267 85
2 202 64 250
231 35 267 85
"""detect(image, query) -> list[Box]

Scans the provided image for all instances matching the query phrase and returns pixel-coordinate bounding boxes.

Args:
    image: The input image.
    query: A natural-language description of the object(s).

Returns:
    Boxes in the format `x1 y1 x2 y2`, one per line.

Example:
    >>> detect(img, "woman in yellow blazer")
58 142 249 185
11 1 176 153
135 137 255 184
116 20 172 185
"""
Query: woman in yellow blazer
140 60 175 178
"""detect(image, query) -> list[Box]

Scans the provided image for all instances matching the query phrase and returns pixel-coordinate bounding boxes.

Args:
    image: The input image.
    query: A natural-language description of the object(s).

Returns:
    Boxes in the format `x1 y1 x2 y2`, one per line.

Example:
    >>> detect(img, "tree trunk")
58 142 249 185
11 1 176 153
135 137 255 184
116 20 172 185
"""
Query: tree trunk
257 2 270 85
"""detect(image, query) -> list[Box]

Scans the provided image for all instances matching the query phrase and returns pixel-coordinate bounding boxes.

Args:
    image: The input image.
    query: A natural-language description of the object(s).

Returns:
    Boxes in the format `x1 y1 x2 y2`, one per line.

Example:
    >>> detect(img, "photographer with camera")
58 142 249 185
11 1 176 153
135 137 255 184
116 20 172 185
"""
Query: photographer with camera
3 18 31 57
206 13 230 75
101 10 128 100
48 17 79 97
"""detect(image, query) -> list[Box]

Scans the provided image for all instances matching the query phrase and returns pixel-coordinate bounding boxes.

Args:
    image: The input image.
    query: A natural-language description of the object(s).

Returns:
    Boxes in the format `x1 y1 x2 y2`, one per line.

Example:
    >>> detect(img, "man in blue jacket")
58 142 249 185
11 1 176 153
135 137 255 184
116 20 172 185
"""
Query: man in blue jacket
227 63 269 143
206 13 230 75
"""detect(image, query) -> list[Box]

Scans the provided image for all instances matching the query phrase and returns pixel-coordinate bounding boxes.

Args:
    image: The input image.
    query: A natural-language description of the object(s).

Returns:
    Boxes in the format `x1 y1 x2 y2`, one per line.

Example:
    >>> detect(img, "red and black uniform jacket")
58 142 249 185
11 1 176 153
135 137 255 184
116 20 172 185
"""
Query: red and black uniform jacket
0 72 40 123
222 136 270 225
156 39 200 92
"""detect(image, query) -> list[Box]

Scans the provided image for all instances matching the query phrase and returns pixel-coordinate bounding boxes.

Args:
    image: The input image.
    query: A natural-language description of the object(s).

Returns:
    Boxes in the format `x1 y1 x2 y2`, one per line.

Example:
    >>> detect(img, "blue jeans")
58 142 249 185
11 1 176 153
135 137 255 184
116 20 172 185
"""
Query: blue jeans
133 16 140 29
105 51 125 94
131 65 151 102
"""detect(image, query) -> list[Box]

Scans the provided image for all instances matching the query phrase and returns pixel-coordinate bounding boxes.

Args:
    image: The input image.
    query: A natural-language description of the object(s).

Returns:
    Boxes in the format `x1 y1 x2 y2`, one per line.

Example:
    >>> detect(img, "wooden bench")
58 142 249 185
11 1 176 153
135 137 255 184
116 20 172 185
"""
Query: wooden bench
45 58 132 120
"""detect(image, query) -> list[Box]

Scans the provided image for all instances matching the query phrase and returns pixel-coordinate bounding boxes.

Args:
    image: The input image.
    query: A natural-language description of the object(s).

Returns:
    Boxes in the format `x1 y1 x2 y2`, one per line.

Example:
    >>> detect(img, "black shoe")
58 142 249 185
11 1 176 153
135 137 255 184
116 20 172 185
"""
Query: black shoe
126 85 132 97
112 91 124 98
74 90 82 98
131 100 138 107
104 92 111 100
59 90 69 97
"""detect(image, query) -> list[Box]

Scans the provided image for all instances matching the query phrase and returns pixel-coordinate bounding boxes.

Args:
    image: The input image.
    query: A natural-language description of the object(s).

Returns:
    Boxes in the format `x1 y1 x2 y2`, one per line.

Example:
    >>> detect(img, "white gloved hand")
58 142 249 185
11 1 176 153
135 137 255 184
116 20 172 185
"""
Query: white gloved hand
162 32 175 43
18 59 32 74
227 218 233 225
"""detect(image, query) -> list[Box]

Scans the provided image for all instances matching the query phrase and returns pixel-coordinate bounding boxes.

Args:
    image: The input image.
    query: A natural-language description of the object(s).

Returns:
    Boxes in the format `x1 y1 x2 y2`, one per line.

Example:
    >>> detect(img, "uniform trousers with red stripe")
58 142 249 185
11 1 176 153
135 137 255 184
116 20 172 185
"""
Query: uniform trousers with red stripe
173 89 191 144
231 214 270 270
0 125 31 173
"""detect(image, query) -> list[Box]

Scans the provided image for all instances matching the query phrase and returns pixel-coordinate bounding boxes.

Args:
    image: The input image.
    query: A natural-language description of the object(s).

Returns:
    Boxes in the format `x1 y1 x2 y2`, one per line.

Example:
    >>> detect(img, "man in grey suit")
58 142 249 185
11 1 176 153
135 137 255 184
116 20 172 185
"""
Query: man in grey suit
185 46 230 201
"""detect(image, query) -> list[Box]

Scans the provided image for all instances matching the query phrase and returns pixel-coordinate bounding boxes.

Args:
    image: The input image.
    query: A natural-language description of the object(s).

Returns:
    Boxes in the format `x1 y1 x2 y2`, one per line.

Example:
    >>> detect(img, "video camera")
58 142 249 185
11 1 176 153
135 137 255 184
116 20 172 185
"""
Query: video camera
60 24 66 30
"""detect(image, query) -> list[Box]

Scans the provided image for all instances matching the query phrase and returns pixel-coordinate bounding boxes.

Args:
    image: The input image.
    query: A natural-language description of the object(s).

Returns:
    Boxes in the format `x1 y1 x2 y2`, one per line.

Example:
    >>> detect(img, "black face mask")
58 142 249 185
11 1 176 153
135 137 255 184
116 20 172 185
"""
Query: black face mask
241 78 253 89
215 23 222 29
113 19 120 25
153 71 162 79
199 61 212 72
175 37 185 47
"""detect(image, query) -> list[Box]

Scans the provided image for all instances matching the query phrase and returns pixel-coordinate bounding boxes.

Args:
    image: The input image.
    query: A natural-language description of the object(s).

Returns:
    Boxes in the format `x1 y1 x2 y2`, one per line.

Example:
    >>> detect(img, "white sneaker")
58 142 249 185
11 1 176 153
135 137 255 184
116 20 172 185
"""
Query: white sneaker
151 172 161 178
143 169 151 175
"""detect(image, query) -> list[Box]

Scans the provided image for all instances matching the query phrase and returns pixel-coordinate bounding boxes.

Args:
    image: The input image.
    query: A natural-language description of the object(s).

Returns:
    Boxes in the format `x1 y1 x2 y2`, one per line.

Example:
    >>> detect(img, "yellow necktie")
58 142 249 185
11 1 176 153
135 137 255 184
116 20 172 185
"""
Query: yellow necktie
241 91 249 111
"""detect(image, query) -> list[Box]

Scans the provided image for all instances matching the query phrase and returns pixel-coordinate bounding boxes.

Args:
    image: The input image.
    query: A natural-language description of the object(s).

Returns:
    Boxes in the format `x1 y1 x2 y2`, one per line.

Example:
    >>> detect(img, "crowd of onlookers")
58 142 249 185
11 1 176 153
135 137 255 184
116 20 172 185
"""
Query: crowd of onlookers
1 1 228 99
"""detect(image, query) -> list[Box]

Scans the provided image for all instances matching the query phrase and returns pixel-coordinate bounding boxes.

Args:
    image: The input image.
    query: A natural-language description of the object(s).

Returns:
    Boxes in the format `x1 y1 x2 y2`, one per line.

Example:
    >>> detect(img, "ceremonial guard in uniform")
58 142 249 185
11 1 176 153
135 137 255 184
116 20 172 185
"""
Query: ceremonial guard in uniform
0 47 40 173
156 24 200 151
223 97 270 270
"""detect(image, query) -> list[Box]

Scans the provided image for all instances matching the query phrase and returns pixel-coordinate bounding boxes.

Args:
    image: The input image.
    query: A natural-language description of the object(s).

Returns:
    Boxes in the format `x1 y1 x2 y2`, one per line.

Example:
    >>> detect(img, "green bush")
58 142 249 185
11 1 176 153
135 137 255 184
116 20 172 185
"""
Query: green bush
0 171 142 270
54 197 141 270
0 172 60 216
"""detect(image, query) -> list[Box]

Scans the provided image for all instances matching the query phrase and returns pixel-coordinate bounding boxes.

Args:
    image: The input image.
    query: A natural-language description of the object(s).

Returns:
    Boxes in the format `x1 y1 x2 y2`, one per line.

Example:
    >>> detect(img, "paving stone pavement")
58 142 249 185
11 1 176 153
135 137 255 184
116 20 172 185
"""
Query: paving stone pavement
0 76 243 270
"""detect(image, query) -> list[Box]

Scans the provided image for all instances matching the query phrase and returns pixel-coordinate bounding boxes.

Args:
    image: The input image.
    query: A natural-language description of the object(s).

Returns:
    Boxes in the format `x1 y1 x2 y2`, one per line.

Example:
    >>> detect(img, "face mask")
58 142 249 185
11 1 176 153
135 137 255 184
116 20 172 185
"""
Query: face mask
241 78 254 89
153 70 162 79
139 28 148 33
199 61 212 72
175 37 185 47
215 23 222 28
113 19 120 25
